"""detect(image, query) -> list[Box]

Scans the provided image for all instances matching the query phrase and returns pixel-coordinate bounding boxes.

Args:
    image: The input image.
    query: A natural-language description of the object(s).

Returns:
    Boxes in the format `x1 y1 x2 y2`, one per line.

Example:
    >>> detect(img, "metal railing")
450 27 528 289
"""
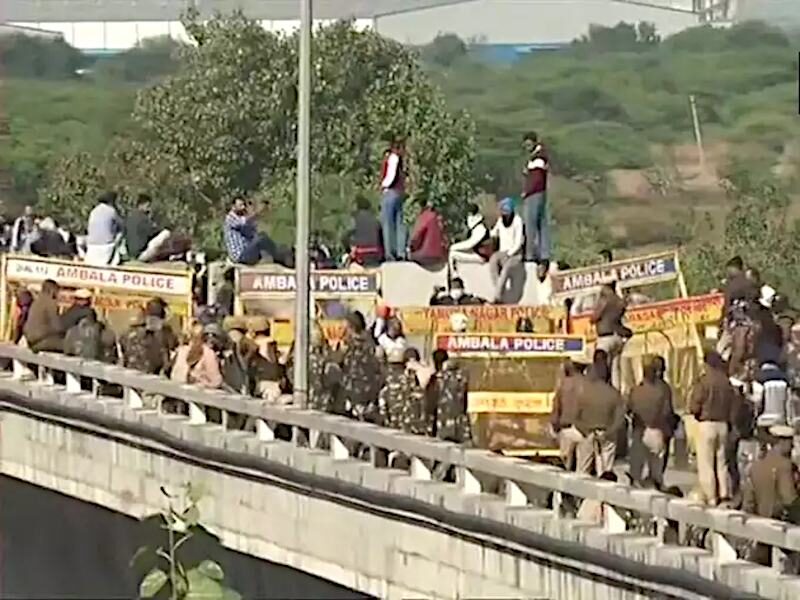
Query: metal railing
1 342 799 576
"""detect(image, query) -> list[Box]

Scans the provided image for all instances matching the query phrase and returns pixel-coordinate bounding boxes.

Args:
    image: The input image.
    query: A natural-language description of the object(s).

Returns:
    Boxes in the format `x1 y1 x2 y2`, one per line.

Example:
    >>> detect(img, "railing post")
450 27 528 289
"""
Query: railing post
125 387 144 409
38 366 54 386
604 505 627 534
12 359 33 380
458 466 481 493
65 371 81 394
552 490 564 517
711 531 737 562
330 435 349 460
772 546 790 573
410 456 432 480
505 480 527 506
256 419 275 442
308 429 320 449
188 402 206 425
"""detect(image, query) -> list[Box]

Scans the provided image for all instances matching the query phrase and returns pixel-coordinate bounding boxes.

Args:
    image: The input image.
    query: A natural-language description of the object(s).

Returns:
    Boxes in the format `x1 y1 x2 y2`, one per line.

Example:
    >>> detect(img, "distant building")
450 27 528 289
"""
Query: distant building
0 23 63 40
3 0 745 53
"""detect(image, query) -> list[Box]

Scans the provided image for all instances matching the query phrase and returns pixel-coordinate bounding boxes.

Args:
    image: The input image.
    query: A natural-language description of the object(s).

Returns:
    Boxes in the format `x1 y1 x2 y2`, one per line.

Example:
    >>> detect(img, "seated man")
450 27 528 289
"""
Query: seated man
429 278 485 306
448 203 492 272
408 201 447 267
223 197 288 266
85 191 124 266
30 218 75 258
125 193 190 262
488 198 524 303
23 279 65 353
346 196 383 267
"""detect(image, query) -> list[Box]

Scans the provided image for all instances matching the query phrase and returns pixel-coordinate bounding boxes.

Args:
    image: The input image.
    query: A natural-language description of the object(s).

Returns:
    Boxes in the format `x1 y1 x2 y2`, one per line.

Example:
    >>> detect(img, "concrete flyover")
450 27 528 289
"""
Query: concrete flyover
0 345 797 599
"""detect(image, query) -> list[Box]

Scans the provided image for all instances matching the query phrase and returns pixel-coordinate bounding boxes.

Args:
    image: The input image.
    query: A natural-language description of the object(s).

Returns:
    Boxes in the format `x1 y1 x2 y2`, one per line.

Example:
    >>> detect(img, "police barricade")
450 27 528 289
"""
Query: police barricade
396 304 567 358
551 249 683 301
435 332 587 458
573 292 724 457
234 266 381 348
0 254 194 340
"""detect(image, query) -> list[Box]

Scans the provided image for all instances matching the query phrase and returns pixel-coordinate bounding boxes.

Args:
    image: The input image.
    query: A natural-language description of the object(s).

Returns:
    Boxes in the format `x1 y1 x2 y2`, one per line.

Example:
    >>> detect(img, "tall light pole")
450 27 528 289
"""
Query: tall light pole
293 0 312 409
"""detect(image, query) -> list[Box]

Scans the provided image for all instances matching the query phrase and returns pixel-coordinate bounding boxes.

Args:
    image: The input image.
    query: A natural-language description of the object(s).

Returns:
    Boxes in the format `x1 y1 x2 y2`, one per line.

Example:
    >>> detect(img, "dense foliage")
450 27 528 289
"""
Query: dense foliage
3 18 800 287
38 14 476 253
429 20 799 192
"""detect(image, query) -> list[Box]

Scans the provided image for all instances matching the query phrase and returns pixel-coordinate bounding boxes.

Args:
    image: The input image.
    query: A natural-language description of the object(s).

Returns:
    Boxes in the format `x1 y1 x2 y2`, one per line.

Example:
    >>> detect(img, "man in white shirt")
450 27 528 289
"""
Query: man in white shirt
85 191 124 266
448 203 489 271
488 197 524 303
531 259 560 307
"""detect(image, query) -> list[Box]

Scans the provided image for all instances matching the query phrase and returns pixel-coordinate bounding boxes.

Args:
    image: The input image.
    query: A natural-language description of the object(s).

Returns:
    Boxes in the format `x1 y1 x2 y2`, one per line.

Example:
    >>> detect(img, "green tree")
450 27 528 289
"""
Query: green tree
421 34 468 67
41 14 476 251
683 173 800 299
92 36 185 82
0 34 84 79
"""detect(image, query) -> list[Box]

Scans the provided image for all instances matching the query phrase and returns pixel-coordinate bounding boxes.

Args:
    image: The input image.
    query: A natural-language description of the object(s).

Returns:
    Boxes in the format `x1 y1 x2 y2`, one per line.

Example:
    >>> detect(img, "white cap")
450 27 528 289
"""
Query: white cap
449 312 469 333
768 425 794 438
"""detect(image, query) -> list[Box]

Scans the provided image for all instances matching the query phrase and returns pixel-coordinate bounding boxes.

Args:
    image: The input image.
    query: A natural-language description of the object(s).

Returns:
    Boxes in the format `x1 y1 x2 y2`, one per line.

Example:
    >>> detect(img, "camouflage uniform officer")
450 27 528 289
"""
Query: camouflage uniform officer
431 349 472 444
120 310 164 375
308 325 343 414
378 347 423 432
341 311 381 421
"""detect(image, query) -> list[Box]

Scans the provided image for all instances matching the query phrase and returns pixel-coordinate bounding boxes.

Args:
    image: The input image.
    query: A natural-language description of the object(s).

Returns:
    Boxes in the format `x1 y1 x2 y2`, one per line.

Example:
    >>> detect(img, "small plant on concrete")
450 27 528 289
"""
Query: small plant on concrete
132 483 241 600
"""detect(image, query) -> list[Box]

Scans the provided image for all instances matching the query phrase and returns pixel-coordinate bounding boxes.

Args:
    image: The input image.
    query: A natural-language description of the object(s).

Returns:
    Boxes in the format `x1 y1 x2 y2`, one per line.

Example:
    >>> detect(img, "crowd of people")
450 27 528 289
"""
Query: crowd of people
5 129 800 563
547 253 800 550
13 280 471 448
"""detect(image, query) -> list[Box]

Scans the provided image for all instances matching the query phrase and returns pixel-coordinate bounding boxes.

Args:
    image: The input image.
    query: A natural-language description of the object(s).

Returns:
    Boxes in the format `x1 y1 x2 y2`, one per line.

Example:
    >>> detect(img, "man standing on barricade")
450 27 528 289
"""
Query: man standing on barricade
591 282 628 389
718 256 758 362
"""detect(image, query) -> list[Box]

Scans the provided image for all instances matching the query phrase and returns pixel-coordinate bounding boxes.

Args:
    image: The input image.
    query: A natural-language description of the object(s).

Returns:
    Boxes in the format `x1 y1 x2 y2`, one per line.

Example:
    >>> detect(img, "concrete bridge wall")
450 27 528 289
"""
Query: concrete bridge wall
0 397 705 600
0 346 797 599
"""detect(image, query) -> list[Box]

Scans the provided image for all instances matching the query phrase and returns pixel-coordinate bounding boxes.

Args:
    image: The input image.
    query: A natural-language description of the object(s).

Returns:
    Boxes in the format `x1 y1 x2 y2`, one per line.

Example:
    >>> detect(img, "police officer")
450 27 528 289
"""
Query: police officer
378 347 422 432
120 310 164 375
308 325 343 414
431 349 471 444
742 425 798 520
341 311 381 421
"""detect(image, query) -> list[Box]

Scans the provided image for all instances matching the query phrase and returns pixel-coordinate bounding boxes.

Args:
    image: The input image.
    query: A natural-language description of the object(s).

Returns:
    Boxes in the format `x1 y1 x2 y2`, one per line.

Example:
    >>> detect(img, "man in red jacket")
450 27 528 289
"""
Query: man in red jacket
409 201 447 267
522 131 550 263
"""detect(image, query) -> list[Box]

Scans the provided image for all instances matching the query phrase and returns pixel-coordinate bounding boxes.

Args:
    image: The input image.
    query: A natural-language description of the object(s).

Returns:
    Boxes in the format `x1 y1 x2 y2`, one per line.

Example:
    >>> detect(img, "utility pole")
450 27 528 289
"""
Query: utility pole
293 0 312 409
688 94 706 172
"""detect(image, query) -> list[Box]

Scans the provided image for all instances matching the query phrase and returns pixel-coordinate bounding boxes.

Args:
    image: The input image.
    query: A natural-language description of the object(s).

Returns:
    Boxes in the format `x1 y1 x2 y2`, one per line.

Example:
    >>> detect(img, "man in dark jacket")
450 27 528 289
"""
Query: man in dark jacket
591 282 627 388
429 278 485 306
347 196 383 267
125 194 159 261
627 358 676 487
690 351 742 505
24 279 65 352
61 289 94 331
575 360 625 476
